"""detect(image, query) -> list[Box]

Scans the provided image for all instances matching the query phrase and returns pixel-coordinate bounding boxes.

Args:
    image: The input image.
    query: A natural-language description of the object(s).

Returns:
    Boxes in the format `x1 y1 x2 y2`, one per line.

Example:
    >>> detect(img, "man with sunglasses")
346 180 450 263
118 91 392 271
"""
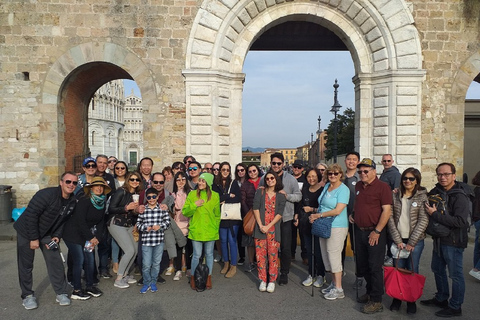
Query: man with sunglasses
260 152 302 285
187 161 202 189
14 171 79 310
379 154 401 191
351 158 392 314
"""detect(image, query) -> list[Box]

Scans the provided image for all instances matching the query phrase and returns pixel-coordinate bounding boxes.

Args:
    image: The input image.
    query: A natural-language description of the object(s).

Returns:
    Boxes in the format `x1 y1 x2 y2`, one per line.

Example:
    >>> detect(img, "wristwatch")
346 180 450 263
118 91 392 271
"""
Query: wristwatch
374 228 381 234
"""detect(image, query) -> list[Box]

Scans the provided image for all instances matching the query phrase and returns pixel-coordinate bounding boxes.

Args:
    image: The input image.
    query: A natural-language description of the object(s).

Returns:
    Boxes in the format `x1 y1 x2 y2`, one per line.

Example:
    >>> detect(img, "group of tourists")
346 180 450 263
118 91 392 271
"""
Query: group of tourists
13 151 480 318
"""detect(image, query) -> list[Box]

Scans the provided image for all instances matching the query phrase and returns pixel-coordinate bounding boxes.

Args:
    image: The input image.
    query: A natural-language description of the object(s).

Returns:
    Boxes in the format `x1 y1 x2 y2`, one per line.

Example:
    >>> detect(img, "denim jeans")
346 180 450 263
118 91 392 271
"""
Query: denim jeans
474 220 480 270
65 240 95 290
219 225 239 265
142 243 164 286
393 239 425 274
431 244 465 310
304 233 325 277
191 240 215 276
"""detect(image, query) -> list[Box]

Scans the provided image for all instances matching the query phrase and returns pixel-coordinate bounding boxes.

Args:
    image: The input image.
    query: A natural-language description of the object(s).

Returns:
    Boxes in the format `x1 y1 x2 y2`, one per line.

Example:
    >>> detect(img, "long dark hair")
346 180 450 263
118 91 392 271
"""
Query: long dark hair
247 164 261 179
173 171 191 194
113 161 129 178
400 167 425 197
214 161 232 188
234 162 247 181
264 170 283 192
122 171 144 194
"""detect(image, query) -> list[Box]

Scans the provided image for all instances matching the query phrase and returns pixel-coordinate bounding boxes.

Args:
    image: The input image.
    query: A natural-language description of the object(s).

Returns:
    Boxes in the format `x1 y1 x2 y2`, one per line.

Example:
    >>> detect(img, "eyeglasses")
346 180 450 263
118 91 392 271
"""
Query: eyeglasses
265 176 275 181
188 167 198 171
205 167 213 171
64 180 78 186
84 164 97 169
129 178 141 182
402 177 416 182
153 180 165 185
382 160 392 163
213 168 220 172
292 165 302 169
108 159 117 163
236 168 245 172
248 170 257 173
357 170 371 175
271 161 283 166
176 177 186 181
146 195 158 200
327 172 340 176
437 173 453 178
221 168 230 172
115 167 126 170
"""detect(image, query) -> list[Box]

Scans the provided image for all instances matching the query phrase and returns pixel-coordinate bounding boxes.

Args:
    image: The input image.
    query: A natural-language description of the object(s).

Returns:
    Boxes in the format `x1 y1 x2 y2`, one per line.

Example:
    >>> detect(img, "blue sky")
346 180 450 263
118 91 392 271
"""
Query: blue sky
124 52 480 149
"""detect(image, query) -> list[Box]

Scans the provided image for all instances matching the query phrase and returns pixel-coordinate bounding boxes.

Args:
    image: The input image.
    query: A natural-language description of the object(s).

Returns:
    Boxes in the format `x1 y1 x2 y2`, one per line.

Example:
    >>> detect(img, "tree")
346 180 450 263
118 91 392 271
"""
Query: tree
324 108 355 161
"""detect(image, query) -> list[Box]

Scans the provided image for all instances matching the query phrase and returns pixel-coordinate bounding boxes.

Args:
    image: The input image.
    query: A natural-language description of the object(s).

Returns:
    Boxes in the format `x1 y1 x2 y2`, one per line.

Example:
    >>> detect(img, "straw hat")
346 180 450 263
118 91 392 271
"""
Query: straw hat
83 176 112 195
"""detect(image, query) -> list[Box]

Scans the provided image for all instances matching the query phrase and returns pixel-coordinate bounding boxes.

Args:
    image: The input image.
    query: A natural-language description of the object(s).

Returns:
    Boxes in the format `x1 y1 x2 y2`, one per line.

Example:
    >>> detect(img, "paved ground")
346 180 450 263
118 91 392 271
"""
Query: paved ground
0 222 479 320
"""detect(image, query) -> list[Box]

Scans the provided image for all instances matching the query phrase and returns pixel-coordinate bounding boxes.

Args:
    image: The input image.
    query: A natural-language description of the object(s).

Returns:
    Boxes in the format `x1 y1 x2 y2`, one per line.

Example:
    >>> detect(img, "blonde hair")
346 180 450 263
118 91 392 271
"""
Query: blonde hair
327 163 345 181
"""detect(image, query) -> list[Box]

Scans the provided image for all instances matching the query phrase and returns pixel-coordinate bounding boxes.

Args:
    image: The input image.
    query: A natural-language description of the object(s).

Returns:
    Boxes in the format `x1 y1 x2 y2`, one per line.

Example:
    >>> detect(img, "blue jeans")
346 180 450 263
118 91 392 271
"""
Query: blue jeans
431 244 465 310
65 240 95 290
142 243 164 286
191 240 215 276
219 225 239 265
474 220 480 270
393 239 425 274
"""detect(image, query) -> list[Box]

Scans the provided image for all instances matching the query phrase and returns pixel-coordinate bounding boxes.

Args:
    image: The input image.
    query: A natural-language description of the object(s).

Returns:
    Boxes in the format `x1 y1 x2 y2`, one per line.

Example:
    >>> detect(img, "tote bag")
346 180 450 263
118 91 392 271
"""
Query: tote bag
220 181 242 220
384 256 426 302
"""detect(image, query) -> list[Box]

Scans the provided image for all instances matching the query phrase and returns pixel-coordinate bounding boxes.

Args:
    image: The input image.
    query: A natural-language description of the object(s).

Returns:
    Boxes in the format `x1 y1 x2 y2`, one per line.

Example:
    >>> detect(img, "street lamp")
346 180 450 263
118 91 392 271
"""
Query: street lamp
330 79 342 163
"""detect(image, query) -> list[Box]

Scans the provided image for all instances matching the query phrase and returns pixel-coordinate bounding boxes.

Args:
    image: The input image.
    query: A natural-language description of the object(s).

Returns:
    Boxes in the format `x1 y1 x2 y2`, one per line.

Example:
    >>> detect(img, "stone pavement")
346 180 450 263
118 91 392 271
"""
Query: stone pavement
1 226 480 320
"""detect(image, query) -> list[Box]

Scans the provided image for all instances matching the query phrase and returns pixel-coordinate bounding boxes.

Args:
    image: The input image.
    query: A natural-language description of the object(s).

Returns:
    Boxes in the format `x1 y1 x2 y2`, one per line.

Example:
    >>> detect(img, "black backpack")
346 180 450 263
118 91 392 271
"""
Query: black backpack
194 261 209 292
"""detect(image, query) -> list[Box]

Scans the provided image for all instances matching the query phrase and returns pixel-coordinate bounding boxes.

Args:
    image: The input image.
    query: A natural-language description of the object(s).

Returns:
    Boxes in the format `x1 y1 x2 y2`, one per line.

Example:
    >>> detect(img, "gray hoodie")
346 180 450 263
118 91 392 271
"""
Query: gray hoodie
260 171 302 221
380 166 401 190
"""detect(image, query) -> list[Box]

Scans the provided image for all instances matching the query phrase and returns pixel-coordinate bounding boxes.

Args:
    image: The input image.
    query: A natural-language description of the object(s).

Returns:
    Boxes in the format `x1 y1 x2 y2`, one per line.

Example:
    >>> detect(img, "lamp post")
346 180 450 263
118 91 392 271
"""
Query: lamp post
330 79 342 163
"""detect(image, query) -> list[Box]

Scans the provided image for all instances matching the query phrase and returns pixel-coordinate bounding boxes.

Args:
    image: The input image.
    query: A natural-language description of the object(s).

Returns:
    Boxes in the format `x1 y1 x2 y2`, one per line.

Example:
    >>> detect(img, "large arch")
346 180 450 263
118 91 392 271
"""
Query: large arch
41 42 158 181
183 0 425 169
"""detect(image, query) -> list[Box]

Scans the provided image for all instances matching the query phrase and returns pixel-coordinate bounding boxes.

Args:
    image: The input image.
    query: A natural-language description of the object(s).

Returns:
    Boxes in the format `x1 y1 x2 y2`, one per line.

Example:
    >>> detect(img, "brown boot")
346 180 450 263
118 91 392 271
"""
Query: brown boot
190 277 196 290
225 265 237 278
206 275 212 289
220 261 230 274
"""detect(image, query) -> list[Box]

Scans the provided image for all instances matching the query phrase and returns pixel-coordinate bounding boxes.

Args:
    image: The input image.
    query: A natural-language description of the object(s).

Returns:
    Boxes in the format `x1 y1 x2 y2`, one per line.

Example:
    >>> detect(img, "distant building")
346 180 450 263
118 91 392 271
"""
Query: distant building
296 144 310 166
309 130 328 167
242 151 261 166
124 90 144 166
87 80 125 159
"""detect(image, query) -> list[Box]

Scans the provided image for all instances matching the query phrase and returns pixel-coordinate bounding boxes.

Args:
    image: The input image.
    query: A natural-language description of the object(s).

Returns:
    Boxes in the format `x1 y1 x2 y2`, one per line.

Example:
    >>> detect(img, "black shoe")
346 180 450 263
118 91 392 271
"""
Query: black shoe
70 290 91 300
407 302 417 314
278 273 288 286
435 307 462 318
390 298 402 311
157 275 166 284
100 272 112 279
137 277 143 286
86 287 103 298
237 258 245 266
357 293 370 304
420 297 448 308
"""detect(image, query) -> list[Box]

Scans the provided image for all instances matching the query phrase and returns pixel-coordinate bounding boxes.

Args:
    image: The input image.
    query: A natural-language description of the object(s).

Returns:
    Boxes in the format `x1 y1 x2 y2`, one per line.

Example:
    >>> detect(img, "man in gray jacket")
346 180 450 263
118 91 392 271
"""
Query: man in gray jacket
260 152 301 285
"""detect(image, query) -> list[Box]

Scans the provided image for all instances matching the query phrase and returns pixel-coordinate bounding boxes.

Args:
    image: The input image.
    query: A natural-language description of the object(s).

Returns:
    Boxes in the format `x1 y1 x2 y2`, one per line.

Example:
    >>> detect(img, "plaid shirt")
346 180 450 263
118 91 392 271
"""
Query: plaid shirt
136 204 170 246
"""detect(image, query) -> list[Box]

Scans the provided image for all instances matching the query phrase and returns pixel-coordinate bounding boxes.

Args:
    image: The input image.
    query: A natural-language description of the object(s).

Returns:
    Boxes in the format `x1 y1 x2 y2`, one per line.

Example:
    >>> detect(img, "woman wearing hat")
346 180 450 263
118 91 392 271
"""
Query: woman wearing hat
182 172 221 290
64 177 111 300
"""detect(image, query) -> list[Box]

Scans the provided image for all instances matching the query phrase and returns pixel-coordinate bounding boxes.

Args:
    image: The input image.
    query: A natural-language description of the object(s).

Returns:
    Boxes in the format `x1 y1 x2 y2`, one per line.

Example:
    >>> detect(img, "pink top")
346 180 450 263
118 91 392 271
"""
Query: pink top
173 190 190 236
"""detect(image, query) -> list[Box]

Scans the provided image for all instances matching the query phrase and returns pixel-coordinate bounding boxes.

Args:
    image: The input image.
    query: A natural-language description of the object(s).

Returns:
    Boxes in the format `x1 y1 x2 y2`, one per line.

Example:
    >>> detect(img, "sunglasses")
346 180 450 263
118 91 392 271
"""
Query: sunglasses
188 167 198 171
319 169 326 172
115 167 126 170
327 172 340 176
153 180 165 185
382 160 392 163
205 168 213 171
265 176 275 181
176 177 186 181
402 177 416 182
129 178 141 182
146 195 158 200
236 168 245 172
271 161 283 166
84 164 97 169
292 165 302 169
213 168 220 171
108 159 117 163
184 160 192 164
64 180 78 186
357 170 371 175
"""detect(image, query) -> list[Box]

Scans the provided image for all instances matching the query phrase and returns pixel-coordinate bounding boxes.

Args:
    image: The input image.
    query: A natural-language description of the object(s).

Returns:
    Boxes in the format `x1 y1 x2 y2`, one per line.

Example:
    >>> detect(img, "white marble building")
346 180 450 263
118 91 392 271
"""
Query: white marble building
123 90 144 166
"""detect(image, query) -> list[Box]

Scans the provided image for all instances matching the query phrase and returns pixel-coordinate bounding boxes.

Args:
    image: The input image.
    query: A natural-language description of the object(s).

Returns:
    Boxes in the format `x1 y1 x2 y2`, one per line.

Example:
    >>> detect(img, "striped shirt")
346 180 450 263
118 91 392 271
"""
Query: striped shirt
136 204 170 246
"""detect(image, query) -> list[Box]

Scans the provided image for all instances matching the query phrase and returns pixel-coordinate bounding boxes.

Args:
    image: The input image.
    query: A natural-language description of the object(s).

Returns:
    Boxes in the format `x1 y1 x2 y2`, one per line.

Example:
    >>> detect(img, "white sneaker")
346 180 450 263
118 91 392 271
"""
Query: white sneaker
324 287 345 300
469 269 480 281
173 270 182 281
313 276 324 288
124 275 137 284
165 266 175 276
259 281 267 292
266 282 275 293
321 282 335 294
302 275 313 287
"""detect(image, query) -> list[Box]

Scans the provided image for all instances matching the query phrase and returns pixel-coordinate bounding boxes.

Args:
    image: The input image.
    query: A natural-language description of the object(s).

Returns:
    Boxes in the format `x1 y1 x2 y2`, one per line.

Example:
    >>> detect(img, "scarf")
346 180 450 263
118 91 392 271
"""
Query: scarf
91 194 106 210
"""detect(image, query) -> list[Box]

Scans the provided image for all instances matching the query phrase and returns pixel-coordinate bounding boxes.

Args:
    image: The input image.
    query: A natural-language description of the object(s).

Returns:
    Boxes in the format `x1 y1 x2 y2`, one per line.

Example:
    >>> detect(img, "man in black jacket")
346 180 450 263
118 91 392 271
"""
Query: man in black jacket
14 172 78 310
421 163 470 318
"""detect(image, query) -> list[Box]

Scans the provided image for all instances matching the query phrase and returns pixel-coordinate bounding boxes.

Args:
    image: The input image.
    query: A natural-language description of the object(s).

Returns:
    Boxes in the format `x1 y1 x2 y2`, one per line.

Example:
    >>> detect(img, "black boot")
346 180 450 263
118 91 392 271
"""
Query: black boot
407 302 417 314
390 298 402 311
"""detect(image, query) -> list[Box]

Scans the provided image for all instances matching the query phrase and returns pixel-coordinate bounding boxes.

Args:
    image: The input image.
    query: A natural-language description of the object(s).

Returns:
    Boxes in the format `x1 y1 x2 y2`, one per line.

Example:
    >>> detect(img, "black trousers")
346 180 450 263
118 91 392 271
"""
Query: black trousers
17 233 67 299
280 220 292 275
354 225 387 302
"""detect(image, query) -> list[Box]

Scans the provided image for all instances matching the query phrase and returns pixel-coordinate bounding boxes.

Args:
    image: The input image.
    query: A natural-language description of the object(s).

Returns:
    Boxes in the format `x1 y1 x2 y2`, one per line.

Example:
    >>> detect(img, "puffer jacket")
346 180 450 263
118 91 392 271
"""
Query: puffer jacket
182 189 221 241
14 186 77 240
388 189 429 248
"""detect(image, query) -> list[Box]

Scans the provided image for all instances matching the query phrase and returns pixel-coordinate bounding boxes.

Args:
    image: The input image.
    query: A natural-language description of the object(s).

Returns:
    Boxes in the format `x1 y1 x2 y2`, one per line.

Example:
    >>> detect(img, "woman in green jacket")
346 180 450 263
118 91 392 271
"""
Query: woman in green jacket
182 172 220 290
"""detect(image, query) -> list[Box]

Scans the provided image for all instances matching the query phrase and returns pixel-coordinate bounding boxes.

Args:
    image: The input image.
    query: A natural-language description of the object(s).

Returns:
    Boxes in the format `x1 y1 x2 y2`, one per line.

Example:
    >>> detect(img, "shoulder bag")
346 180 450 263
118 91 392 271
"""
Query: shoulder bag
311 183 334 238
384 254 426 302
220 181 242 220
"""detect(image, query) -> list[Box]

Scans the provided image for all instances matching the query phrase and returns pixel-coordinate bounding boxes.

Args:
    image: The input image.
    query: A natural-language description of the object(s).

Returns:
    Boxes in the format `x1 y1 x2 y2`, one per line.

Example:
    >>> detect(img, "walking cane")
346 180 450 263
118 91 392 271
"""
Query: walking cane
311 230 315 297
351 219 358 300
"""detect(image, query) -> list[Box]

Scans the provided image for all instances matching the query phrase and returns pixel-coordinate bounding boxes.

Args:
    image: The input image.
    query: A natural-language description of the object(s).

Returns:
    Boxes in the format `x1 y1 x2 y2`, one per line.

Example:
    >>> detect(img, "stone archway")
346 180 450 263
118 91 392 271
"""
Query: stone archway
41 42 158 178
183 0 425 169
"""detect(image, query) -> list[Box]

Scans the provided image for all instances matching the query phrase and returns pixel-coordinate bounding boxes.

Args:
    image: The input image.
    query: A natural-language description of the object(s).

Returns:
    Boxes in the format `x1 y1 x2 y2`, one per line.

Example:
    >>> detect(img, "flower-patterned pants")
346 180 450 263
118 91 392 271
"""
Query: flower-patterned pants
255 232 280 283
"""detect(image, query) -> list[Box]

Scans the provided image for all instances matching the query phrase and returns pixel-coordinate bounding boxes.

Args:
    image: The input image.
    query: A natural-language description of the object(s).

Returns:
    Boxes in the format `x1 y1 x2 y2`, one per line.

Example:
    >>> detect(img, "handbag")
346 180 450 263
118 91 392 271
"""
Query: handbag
220 181 242 220
311 216 334 238
243 208 255 236
384 254 426 302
